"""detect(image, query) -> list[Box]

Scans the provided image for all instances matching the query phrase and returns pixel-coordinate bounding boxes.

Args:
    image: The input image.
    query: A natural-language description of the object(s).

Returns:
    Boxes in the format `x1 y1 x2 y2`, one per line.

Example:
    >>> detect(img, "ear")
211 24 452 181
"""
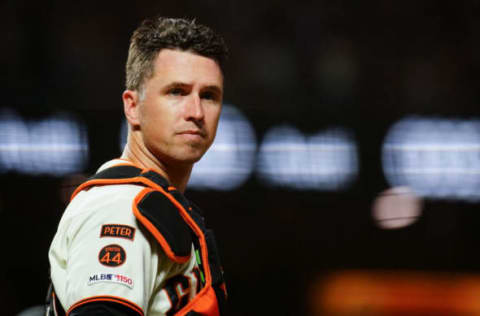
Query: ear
123 90 141 126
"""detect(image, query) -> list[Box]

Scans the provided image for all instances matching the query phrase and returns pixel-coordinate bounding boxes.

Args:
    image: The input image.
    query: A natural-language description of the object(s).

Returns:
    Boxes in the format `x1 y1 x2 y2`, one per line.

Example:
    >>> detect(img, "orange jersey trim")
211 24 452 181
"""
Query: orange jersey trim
67 295 144 316
70 161 145 200
71 176 145 200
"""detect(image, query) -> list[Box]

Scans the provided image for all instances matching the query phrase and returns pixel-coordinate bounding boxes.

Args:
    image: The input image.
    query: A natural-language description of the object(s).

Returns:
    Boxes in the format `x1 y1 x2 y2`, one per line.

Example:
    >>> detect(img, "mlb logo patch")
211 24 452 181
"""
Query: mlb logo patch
88 273 134 289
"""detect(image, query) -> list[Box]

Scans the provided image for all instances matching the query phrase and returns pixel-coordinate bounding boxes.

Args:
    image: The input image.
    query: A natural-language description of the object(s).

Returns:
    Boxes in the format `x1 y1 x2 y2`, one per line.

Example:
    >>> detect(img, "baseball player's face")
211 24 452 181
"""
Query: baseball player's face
131 49 223 165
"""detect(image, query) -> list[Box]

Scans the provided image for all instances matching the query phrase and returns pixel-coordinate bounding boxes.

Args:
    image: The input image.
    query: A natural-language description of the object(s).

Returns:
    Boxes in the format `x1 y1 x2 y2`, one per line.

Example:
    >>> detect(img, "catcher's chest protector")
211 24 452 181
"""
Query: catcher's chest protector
47 165 227 316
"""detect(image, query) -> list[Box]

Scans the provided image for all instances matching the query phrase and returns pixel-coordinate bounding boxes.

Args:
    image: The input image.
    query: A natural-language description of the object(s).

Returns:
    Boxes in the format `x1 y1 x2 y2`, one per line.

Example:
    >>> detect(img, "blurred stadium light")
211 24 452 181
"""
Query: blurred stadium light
0 108 89 176
257 125 358 190
0 108 29 172
188 104 257 190
382 117 480 202
372 186 423 230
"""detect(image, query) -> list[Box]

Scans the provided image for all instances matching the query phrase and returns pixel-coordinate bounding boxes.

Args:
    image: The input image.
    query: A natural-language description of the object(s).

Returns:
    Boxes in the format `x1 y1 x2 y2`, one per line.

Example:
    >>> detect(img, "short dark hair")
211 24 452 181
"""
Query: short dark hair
125 17 228 91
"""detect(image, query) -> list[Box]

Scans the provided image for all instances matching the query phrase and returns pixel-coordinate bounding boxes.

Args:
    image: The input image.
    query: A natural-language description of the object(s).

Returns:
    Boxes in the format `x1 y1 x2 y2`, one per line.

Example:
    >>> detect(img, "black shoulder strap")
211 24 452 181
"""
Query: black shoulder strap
89 165 172 189
135 190 193 262
89 165 143 180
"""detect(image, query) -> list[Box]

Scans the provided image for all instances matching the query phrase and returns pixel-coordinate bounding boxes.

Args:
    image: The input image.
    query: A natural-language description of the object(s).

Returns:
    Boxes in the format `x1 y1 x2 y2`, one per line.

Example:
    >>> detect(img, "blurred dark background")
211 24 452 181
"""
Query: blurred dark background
3 1 480 315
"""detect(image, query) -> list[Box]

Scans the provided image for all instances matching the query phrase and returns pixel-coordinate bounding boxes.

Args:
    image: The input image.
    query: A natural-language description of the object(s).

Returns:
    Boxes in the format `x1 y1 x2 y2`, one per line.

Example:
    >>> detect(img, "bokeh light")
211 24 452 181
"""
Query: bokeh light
257 125 359 190
382 117 480 202
0 109 89 176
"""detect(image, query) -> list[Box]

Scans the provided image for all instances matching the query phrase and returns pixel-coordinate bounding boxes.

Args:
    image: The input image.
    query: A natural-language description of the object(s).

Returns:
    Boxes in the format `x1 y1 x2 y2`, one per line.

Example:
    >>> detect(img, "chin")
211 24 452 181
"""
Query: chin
184 153 205 164
170 149 206 165
183 144 210 162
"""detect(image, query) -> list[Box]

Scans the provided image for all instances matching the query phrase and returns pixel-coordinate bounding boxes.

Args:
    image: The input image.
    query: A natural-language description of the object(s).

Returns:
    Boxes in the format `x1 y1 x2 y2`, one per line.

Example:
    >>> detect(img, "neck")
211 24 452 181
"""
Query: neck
121 132 193 193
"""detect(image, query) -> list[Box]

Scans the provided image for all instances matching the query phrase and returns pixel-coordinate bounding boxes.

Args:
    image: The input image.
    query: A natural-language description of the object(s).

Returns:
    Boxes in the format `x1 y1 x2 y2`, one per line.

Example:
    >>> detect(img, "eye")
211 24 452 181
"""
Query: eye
200 91 218 101
168 87 187 96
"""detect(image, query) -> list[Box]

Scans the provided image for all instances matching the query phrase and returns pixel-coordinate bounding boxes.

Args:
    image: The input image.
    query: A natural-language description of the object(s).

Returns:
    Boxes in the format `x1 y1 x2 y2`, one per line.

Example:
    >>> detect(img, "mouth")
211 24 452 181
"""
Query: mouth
177 130 206 138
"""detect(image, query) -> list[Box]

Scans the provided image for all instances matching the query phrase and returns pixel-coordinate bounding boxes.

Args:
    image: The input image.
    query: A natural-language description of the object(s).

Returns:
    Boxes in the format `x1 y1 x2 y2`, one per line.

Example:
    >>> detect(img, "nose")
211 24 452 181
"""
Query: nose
185 94 204 122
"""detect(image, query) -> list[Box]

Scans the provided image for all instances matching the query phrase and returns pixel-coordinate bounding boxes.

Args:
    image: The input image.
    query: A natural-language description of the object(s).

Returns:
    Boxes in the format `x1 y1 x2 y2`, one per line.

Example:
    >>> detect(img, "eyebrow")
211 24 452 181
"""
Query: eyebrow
163 82 223 95
163 82 190 91
202 85 223 96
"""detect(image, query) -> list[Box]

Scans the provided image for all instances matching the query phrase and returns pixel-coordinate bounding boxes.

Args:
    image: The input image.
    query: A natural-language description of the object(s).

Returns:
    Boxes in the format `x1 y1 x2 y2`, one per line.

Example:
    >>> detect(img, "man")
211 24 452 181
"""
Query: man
47 17 228 316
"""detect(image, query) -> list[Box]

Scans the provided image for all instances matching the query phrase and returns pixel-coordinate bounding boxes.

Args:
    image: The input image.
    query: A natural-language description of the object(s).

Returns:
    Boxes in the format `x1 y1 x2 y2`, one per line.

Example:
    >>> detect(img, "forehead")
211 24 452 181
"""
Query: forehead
150 49 223 87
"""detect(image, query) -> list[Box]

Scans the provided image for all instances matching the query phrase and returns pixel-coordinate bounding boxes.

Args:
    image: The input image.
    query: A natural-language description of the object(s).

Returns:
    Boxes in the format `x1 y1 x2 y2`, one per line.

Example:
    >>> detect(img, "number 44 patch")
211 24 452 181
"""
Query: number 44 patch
98 244 126 267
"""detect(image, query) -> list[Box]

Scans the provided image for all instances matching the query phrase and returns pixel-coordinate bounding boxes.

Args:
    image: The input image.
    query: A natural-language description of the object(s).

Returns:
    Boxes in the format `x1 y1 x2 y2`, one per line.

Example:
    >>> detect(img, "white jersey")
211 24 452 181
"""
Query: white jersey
48 160 201 315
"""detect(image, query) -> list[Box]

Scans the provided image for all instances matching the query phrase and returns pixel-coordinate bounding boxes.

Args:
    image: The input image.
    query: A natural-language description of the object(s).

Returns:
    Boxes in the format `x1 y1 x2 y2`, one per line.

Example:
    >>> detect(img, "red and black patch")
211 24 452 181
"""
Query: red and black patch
100 224 135 241
98 244 126 267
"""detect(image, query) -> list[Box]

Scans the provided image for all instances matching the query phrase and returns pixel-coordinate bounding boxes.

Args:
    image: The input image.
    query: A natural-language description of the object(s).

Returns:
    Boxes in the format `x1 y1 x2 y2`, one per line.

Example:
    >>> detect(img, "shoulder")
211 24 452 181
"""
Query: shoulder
65 183 144 223
63 158 143 223
50 183 145 255
59 159 193 262
63 181 193 262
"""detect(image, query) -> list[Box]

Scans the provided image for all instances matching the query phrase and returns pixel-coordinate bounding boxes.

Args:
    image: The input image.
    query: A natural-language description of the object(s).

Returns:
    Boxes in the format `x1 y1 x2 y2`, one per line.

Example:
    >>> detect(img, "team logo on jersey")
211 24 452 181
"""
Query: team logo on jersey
88 273 134 289
98 244 126 267
100 224 135 241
